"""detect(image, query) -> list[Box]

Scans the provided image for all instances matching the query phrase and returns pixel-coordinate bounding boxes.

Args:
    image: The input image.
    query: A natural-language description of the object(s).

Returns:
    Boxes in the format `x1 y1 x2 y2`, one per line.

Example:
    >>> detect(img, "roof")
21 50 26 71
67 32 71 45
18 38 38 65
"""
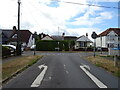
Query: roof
76 35 92 42
10 30 32 43
51 35 64 40
1 29 13 38
41 35 53 40
1 29 32 43
64 36 77 40
98 28 120 37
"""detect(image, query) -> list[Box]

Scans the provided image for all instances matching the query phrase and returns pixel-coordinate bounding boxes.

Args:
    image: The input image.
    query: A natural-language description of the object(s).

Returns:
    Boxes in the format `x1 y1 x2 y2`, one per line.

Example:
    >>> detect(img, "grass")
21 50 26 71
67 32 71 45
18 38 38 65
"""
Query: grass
2 55 43 82
85 56 120 78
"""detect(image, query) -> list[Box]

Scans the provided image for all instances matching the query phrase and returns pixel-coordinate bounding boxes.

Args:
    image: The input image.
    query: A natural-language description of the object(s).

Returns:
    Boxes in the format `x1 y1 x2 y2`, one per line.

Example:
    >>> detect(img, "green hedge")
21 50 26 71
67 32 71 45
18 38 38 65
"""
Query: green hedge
36 40 75 51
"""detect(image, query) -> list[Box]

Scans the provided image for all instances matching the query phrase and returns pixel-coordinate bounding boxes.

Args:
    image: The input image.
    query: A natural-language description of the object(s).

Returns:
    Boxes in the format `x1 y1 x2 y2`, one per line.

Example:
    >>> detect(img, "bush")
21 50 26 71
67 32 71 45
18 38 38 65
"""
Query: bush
2 46 11 58
36 40 74 51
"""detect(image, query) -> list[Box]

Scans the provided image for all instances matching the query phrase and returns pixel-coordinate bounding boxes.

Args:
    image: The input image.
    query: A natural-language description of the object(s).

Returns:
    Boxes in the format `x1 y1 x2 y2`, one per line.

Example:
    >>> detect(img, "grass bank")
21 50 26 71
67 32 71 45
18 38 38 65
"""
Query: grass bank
85 56 120 78
2 55 43 82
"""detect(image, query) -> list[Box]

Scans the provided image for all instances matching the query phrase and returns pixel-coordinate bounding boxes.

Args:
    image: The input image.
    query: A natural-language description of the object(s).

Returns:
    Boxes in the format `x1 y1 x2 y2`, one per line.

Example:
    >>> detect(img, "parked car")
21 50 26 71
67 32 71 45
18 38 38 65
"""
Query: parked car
2 44 24 52
30 45 36 50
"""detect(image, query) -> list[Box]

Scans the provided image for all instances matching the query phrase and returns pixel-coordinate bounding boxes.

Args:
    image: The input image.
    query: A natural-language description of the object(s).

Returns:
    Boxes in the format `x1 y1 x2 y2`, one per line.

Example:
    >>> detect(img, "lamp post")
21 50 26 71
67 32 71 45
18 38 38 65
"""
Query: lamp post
91 32 97 57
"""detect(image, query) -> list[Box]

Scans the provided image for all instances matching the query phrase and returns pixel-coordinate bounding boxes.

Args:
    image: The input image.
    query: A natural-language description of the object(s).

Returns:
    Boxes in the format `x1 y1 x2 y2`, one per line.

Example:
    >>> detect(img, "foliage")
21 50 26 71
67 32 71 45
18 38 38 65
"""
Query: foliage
2 46 11 58
36 40 75 51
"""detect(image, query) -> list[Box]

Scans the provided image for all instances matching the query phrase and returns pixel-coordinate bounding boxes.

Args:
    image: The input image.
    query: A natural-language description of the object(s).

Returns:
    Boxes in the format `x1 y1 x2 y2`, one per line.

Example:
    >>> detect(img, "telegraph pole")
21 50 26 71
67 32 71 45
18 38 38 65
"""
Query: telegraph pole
16 0 21 56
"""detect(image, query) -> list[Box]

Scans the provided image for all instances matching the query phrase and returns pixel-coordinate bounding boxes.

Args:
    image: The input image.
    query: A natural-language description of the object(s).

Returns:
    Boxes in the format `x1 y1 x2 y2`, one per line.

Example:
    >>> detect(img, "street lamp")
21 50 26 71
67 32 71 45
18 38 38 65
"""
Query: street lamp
91 32 97 57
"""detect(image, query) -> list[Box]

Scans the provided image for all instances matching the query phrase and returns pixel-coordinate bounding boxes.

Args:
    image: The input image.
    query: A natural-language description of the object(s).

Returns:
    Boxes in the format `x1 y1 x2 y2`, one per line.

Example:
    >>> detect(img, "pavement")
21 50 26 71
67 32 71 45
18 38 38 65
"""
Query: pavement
2 51 119 88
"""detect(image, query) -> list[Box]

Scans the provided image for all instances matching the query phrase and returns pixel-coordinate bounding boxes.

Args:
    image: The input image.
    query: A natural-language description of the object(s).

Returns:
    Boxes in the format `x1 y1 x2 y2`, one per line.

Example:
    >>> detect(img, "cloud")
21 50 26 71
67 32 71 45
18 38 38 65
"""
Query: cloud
0 0 117 39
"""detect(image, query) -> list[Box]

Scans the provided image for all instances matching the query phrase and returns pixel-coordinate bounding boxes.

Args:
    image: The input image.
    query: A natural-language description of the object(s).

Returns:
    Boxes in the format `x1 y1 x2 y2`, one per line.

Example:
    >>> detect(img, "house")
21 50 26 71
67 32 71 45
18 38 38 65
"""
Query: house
1 26 34 49
75 35 93 49
38 33 48 40
96 28 120 48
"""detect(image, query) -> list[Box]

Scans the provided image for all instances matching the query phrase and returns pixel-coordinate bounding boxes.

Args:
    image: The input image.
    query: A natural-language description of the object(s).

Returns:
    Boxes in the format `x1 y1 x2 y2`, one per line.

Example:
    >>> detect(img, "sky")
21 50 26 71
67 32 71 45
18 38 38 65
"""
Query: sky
0 0 119 40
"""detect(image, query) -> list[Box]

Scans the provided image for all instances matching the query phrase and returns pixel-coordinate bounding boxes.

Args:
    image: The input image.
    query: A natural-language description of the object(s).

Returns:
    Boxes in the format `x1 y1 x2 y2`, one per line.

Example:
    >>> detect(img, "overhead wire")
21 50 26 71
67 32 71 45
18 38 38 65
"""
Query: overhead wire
51 0 120 9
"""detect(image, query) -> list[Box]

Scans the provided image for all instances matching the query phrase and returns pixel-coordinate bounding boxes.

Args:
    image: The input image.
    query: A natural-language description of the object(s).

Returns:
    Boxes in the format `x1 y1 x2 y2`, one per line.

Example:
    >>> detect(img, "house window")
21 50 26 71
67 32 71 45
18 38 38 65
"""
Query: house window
12 34 17 38
107 43 114 48
118 36 120 40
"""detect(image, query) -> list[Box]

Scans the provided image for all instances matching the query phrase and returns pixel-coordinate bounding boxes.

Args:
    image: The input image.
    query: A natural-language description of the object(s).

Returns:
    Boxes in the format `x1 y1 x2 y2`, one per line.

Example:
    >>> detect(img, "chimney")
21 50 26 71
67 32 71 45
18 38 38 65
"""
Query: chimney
13 26 17 32
86 33 88 38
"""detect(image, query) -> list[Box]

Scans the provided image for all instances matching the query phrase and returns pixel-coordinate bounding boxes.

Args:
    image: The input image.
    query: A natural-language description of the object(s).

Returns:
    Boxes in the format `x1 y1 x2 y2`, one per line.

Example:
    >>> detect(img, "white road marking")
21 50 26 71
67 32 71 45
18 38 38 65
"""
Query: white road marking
66 71 69 74
31 64 48 87
80 65 107 88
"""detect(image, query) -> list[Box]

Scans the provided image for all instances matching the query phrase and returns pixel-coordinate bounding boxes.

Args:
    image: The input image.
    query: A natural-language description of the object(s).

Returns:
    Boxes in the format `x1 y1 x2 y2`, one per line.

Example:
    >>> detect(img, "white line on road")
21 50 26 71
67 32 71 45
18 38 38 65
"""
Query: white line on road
80 65 107 88
66 70 69 74
31 64 48 87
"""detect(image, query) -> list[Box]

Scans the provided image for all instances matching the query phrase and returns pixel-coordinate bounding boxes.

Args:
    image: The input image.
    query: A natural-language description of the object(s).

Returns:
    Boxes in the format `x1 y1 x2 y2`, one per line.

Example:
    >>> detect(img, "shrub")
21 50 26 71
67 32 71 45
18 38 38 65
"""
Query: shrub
36 40 73 51
2 46 11 58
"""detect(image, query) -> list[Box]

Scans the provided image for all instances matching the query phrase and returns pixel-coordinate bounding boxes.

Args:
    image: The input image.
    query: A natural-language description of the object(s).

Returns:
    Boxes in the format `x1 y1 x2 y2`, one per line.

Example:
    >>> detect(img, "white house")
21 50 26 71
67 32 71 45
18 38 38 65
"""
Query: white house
96 28 120 48
96 28 120 56
75 35 93 49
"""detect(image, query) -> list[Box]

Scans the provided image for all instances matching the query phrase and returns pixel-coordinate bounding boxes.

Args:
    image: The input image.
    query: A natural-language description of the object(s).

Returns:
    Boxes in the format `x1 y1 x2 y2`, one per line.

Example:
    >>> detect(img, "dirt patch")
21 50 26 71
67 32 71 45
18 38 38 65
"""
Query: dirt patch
2 55 43 81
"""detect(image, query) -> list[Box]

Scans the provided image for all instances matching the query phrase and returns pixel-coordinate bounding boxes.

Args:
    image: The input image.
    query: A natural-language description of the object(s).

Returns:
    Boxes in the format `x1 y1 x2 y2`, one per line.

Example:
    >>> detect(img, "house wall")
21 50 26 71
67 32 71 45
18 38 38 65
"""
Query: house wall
75 41 91 49
96 36 107 48
96 31 119 48
107 31 118 48
27 34 35 48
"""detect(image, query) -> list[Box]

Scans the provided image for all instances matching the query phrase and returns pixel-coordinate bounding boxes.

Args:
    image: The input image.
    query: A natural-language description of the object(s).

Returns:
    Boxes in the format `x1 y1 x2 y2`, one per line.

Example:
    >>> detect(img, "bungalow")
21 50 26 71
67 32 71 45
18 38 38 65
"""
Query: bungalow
1 26 34 49
75 35 93 49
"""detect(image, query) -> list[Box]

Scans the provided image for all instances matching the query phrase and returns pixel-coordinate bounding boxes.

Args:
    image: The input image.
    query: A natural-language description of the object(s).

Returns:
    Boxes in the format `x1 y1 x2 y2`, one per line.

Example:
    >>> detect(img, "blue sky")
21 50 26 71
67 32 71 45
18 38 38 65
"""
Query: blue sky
0 0 119 40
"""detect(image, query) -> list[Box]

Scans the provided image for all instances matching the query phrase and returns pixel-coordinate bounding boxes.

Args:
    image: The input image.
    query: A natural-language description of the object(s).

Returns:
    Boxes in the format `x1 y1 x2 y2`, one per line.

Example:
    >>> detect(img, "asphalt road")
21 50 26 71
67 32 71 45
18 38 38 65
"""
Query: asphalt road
2 52 119 88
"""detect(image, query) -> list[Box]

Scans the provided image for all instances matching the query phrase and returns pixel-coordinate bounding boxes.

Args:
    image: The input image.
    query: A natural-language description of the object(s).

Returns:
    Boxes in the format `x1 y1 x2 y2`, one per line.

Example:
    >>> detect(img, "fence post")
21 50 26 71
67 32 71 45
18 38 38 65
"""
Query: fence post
114 55 117 67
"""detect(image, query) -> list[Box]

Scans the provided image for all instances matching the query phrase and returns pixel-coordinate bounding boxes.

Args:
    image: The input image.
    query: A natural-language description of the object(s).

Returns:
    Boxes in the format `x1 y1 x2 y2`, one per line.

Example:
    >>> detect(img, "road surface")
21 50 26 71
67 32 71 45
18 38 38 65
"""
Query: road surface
2 52 119 88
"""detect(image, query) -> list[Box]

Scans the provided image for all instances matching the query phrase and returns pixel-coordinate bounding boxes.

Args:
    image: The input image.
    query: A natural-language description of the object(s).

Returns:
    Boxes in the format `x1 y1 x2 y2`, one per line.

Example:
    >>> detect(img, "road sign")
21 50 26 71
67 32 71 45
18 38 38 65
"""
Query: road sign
91 32 97 39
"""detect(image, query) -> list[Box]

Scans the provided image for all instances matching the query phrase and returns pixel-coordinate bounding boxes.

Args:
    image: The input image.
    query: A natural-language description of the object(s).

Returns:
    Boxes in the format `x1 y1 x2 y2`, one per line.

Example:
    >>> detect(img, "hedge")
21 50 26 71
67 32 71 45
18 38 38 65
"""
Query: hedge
36 40 75 51
2 46 11 58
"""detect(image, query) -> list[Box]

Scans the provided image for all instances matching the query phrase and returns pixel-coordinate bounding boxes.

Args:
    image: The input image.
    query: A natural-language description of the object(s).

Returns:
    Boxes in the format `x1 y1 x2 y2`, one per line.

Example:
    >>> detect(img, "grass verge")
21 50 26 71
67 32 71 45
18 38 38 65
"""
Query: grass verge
85 56 120 78
2 55 43 83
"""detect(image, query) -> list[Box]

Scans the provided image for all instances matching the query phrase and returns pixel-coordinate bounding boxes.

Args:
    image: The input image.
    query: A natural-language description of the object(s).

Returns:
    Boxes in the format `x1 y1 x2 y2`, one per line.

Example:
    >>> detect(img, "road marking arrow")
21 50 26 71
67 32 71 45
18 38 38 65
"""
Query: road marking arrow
31 64 48 87
80 64 107 88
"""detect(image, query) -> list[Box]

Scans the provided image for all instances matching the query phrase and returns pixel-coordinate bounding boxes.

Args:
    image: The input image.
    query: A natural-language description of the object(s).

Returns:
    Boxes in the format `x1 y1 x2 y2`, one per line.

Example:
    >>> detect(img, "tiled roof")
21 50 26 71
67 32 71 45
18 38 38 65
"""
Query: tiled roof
98 28 120 37
2 29 32 43
64 36 77 40
76 35 92 42
51 35 64 40
9 30 32 43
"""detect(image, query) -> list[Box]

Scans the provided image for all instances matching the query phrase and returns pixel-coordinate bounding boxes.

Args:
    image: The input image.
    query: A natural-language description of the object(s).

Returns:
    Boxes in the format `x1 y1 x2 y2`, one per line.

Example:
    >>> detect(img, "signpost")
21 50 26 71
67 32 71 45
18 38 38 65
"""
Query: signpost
91 32 97 57
33 32 37 56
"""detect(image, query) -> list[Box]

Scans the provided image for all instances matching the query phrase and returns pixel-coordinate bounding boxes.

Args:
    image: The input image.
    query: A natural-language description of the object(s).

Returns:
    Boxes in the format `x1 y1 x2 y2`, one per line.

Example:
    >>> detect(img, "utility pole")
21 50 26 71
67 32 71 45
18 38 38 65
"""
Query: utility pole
16 0 21 56
58 26 59 36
